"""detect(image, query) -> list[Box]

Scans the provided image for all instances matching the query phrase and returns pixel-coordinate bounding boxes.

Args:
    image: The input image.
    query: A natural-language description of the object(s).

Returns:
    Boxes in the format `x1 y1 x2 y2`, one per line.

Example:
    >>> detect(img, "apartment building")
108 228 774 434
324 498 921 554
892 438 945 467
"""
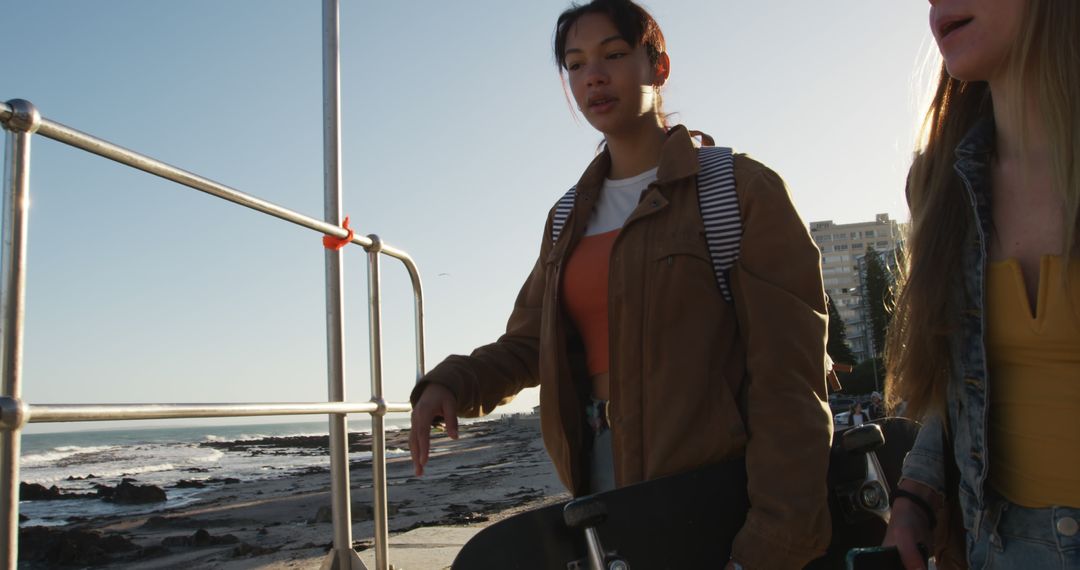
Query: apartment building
809 214 904 362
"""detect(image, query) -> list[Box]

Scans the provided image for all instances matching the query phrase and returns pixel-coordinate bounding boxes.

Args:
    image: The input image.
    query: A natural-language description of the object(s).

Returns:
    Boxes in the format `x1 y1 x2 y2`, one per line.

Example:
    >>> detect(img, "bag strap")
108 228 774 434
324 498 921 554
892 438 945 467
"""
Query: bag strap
696 146 741 303
549 146 742 303
551 186 577 247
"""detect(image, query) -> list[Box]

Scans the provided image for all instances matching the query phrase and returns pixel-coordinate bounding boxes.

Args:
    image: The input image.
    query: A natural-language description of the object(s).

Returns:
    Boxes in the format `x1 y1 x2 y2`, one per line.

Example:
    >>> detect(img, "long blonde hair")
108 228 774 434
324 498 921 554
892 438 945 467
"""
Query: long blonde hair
886 0 1080 419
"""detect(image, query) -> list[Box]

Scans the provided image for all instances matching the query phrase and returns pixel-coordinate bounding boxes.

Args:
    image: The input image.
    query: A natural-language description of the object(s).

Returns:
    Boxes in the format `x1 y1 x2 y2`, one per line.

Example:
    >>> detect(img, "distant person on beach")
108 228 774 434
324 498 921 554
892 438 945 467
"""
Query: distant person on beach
409 0 834 567
883 0 1080 569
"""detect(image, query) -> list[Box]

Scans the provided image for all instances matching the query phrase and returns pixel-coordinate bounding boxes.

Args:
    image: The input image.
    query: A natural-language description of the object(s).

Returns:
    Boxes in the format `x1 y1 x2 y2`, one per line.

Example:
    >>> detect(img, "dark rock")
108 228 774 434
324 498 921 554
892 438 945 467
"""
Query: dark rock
192 529 212 547
20 483 63 501
19 514 27 523
173 479 207 489
215 533 239 545
19 526 136 566
99 533 137 553
161 535 189 547
105 481 167 504
136 544 170 559
19 482 95 501
311 505 333 524
196 429 410 454
204 477 240 485
231 542 278 558
143 516 171 529
66 473 97 480
162 529 239 548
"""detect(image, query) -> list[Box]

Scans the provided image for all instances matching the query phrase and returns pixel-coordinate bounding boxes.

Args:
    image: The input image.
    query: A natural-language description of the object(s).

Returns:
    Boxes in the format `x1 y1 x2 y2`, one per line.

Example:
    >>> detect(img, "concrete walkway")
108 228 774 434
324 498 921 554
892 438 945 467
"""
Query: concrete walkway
357 526 482 570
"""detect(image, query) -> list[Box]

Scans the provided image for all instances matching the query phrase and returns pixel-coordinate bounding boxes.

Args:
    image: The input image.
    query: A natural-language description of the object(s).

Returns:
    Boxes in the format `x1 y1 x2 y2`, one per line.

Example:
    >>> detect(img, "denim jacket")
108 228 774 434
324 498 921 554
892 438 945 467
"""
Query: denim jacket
899 118 997 536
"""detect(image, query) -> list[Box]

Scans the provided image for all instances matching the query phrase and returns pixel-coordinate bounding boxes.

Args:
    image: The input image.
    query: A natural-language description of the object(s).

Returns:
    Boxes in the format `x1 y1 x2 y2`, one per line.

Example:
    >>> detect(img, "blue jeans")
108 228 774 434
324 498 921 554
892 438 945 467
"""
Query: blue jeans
589 427 615 494
586 398 616 494
968 494 1080 569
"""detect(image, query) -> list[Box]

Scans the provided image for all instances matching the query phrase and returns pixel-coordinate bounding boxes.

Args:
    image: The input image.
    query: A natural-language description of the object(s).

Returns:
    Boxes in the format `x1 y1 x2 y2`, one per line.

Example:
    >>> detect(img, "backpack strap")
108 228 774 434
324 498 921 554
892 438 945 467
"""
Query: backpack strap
696 146 741 303
548 146 742 303
550 186 577 244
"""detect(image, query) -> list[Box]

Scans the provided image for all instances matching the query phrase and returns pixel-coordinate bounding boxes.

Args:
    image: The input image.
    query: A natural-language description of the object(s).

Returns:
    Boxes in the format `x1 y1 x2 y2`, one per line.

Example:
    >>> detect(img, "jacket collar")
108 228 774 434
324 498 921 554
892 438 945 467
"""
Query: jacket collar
573 124 701 200
552 125 702 257
954 116 996 162
953 116 996 253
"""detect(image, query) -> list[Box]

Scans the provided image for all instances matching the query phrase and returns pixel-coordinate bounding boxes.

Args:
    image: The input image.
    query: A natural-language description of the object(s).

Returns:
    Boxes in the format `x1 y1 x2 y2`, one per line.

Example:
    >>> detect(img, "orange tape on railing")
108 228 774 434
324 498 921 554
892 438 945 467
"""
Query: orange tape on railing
322 216 354 251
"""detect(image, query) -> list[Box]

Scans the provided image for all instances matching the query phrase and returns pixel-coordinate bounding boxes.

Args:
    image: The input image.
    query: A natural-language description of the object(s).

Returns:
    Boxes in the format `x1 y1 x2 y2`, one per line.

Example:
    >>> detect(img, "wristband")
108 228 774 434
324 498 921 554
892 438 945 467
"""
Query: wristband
890 488 937 530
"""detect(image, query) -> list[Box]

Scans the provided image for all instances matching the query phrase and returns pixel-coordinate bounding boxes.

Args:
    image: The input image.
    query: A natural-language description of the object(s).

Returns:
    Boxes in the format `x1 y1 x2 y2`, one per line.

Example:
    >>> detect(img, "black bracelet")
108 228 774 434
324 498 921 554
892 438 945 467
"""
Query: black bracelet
890 489 937 530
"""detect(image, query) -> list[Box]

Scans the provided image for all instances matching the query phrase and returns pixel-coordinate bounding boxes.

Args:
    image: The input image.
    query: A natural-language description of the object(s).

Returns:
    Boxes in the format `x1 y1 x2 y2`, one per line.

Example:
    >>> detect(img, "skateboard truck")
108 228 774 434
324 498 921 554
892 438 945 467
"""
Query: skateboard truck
563 497 630 570
840 423 891 524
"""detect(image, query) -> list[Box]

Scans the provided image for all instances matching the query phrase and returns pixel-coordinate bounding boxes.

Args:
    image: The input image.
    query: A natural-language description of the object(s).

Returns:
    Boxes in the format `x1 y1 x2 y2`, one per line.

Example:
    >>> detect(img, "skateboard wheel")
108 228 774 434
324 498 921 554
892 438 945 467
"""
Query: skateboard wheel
563 497 608 529
859 481 887 510
841 423 884 455
607 559 629 570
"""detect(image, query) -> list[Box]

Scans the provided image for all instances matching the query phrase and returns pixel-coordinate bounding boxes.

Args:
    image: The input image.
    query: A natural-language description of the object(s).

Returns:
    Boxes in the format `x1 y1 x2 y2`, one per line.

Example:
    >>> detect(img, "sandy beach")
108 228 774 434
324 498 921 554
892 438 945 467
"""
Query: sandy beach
18 416 568 569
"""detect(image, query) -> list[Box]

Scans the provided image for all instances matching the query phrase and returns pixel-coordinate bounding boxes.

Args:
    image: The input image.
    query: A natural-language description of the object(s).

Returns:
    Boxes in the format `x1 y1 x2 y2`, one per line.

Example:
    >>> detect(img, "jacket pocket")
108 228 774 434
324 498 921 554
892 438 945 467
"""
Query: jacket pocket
645 237 722 326
650 236 712 265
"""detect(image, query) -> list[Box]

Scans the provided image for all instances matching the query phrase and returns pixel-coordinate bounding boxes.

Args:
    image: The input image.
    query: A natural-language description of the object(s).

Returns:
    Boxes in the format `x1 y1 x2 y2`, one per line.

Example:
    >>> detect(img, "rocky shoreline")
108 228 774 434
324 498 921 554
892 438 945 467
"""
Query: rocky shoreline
17 416 566 569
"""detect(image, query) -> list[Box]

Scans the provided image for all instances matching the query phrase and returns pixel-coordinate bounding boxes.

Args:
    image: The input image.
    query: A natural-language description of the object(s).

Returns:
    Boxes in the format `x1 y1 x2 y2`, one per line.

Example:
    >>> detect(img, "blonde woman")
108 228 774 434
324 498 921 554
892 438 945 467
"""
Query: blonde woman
884 0 1080 568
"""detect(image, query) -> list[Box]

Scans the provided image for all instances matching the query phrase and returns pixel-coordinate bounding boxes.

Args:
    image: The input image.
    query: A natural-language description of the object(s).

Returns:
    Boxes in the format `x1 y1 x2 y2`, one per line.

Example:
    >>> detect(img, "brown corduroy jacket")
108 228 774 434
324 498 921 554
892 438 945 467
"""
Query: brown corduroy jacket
411 126 833 569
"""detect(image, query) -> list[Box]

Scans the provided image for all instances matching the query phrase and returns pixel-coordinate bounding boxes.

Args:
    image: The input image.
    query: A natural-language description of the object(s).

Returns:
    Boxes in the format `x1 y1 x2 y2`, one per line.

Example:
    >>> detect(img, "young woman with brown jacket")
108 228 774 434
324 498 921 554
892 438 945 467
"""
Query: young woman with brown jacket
410 1 834 567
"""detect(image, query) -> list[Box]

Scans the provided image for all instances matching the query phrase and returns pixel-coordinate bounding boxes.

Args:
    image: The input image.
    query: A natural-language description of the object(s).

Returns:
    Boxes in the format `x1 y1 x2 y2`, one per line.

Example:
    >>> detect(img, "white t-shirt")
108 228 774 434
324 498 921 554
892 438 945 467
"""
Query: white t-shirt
584 167 658 236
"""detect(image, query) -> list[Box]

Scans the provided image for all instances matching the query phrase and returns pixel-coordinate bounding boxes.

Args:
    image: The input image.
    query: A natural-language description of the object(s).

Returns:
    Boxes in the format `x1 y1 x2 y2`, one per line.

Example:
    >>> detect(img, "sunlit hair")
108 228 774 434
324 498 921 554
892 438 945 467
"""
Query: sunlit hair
552 0 668 127
553 0 665 70
886 0 1080 419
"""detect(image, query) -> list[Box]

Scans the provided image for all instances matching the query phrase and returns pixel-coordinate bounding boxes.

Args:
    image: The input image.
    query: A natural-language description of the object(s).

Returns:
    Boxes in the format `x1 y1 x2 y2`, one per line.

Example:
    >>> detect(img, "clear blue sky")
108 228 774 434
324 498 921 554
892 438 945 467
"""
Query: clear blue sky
3 1 935 433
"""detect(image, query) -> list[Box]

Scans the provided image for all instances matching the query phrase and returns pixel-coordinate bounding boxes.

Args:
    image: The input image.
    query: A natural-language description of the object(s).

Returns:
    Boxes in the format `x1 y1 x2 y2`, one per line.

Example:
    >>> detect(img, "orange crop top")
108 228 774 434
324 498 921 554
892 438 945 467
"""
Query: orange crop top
560 167 657 377
562 230 618 376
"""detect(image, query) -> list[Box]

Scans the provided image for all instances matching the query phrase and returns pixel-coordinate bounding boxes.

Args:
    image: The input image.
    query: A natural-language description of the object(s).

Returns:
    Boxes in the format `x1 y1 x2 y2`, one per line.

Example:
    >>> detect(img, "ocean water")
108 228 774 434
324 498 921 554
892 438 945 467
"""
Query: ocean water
18 418 413 527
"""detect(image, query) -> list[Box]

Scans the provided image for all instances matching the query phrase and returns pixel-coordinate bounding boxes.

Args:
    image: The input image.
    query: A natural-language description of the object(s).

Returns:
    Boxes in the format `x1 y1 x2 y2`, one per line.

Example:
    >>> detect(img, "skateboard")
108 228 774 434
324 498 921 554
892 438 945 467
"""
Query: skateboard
810 417 920 568
452 417 919 570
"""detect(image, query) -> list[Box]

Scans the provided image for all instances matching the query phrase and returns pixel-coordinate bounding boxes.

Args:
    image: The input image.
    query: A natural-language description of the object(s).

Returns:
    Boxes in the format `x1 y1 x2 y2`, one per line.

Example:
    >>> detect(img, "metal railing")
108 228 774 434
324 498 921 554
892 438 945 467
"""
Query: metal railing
0 2 421 569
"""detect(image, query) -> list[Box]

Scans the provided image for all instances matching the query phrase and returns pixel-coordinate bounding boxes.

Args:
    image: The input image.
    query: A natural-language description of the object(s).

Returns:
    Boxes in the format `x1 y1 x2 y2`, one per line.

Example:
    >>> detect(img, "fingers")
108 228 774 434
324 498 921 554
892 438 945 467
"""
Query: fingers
443 399 459 439
409 411 427 476
416 421 430 475
409 383 459 477
895 542 927 570
883 513 929 570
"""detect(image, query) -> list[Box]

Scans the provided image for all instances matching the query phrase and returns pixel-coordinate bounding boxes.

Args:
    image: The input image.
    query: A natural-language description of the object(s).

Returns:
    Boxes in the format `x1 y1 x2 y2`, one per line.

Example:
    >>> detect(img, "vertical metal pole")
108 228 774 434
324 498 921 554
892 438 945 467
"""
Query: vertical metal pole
411 277 426 382
367 241 389 570
319 2 360 569
0 99 40 570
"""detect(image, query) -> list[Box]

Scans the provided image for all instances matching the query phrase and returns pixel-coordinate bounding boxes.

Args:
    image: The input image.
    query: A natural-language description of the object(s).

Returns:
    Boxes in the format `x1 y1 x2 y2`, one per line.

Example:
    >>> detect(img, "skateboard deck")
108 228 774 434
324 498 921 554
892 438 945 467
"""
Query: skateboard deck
453 457 749 569
453 417 919 570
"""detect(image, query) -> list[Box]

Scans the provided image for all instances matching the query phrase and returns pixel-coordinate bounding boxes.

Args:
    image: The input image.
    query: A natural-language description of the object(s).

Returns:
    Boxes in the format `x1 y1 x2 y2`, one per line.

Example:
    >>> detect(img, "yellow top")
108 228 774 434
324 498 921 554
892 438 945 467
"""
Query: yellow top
986 255 1080 508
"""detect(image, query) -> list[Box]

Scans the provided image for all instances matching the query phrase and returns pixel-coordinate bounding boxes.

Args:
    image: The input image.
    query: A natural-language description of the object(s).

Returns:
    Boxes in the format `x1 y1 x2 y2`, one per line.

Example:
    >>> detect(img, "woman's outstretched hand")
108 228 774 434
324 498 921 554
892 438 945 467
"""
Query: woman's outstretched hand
409 383 459 476
883 481 939 570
